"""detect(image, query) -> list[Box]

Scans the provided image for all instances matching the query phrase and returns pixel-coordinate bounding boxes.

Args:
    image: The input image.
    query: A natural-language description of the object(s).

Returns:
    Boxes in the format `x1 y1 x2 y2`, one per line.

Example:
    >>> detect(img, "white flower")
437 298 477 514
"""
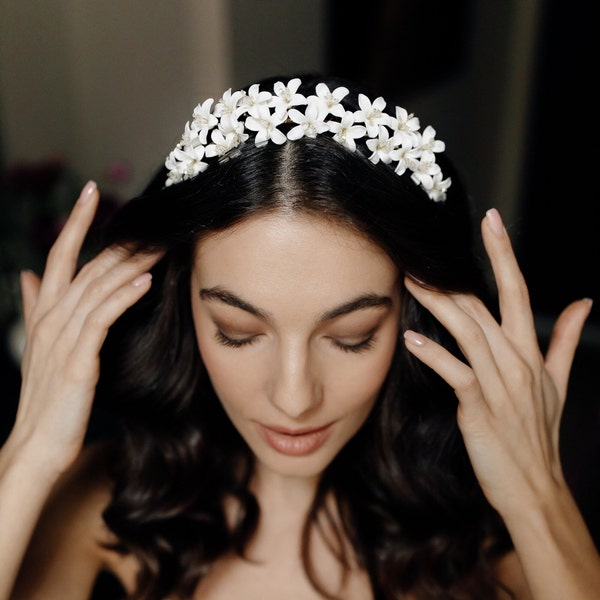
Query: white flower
165 144 208 185
238 84 272 111
413 153 442 178
393 144 421 176
388 106 420 146
366 125 396 164
208 117 249 156
245 104 287 146
354 94 386 137
314 83 348 117
214 88 245 119
165 174 180 187
414 172 452 202
165 152 183 186
217 111 247 136
418 125 445 154
205 128 246 158
269 78 307 112
287 99 329 140
191 99 218 143
328 111 367 152
179 121 200 147
220 115 248 138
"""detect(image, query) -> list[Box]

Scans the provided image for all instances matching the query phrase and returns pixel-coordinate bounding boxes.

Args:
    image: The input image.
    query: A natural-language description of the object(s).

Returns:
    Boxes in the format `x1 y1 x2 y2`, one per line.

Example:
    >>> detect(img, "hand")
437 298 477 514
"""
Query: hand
402 208 592 518
9 181 161 476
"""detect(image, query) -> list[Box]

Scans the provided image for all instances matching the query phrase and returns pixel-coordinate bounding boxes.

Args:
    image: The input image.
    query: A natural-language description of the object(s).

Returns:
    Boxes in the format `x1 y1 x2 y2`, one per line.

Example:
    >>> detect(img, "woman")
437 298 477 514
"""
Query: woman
1 75 598 599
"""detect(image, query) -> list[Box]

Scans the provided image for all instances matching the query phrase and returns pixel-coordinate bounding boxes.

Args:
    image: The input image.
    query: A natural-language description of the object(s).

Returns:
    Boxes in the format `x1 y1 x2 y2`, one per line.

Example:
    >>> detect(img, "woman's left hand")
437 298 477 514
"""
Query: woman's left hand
403 208 592 519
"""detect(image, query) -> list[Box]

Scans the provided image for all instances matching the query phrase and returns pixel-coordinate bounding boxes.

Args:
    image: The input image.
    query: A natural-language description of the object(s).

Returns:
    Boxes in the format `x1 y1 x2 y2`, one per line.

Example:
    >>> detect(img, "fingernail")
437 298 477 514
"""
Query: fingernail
78 180 97 204
132 273 152 287
486 208 505 237
403 330 426 346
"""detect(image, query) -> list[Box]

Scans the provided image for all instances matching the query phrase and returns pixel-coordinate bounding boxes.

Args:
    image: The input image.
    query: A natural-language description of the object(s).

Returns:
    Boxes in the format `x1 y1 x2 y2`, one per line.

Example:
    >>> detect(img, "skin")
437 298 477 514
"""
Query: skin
0 184 599 599
190 213 401 486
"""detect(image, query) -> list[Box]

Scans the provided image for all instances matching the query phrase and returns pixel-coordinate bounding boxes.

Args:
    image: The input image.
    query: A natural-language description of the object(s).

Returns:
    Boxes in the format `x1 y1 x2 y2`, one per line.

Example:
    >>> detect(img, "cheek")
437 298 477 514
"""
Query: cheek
324 335 399 414
194 324 266 414
331 358 392 413
197 340 241 405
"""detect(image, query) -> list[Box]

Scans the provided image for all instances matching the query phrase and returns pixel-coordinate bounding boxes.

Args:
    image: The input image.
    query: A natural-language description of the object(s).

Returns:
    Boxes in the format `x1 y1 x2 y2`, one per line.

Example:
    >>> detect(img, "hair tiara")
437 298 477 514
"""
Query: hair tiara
165 78 451 202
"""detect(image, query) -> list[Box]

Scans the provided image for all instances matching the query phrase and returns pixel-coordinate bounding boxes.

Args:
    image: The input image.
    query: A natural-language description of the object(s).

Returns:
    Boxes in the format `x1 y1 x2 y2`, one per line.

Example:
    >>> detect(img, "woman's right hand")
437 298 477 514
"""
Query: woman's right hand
7 181 160 478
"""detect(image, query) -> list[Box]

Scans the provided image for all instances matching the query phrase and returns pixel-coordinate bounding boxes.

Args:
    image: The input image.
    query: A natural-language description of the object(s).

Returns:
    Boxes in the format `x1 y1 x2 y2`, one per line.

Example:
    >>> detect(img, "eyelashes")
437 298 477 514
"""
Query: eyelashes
214 329 260 348
331 334 376 354
214 330 377 354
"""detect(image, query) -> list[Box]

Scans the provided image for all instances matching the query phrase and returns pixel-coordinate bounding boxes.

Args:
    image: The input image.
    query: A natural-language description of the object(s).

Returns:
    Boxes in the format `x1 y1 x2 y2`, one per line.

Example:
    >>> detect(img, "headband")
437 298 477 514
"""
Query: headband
165 78 451 202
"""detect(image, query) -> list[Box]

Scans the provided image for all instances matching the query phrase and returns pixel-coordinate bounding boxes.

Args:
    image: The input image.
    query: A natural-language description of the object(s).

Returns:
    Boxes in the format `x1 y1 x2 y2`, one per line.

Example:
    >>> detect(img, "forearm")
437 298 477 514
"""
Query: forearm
504 482 600 600
0 435 62 600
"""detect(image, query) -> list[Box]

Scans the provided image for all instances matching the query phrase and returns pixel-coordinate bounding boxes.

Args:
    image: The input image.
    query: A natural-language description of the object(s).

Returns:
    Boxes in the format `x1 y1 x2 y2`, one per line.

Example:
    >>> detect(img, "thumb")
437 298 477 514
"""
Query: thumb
544 298 593 400
20 270 42 330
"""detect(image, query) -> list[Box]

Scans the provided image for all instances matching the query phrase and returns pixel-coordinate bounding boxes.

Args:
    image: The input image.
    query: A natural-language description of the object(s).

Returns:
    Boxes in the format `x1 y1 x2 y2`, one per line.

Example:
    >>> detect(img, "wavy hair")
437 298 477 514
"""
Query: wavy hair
96 75 513 599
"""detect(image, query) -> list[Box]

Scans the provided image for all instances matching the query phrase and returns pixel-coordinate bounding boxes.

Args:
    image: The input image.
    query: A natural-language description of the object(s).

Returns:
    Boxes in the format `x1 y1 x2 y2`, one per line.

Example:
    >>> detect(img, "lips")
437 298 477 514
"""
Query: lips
257 422 333 456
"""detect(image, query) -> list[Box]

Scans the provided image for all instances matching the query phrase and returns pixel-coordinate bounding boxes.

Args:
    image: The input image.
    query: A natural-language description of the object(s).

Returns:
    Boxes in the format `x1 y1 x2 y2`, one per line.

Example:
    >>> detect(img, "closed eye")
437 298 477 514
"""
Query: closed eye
214 329 260 348
330 333 376 354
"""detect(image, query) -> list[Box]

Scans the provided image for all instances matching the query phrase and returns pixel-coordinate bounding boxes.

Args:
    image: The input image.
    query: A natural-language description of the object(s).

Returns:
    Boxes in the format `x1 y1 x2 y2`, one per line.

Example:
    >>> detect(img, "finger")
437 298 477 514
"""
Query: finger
404 277 507 404
20 270 42 329
37 181 99 309
482 209 538 355
70 272 154 374
452 292 545 384
43 252 162 351
67 244 159 307
544 298 593 400
403 329 486 415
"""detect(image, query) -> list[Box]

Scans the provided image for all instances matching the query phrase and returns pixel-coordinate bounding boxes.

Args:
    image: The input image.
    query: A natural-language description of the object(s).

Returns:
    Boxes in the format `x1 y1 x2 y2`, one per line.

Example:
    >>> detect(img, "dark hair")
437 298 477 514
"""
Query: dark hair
96 74 512 599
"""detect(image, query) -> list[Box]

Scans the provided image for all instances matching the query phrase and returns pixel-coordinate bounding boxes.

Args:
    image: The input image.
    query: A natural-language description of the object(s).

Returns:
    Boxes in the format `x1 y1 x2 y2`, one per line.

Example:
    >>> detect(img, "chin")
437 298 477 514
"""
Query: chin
254 447 338 480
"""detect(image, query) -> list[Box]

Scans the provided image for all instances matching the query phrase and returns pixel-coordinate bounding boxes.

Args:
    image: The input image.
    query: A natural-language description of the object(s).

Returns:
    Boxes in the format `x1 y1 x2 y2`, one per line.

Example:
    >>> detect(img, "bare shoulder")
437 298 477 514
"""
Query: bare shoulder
12 439 131 599
495 550 534 600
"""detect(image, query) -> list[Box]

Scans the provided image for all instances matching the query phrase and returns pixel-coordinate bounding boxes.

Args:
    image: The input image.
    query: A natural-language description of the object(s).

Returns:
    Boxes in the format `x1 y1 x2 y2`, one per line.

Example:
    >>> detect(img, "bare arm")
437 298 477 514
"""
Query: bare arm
0 181 159 598
404 208 600 599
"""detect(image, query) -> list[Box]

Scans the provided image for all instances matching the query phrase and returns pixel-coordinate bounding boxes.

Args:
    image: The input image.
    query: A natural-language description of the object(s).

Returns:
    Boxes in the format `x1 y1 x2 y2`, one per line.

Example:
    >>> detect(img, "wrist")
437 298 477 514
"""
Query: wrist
500 476 575 534
501 481 600 599
1 428 69 489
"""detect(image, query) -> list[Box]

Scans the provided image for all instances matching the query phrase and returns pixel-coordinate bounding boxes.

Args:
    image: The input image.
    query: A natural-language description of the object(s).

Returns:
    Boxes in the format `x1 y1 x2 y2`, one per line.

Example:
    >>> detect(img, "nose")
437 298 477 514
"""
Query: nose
268 341 322 419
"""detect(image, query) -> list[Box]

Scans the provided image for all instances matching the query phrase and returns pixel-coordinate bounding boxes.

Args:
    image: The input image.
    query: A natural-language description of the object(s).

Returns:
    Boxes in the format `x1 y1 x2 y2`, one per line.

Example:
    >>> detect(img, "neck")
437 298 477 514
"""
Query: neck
251 462 321 518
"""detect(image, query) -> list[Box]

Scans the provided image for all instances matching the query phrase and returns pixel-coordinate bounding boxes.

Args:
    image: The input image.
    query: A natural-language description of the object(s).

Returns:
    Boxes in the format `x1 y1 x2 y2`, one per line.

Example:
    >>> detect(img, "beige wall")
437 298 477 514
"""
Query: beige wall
0 0 233 198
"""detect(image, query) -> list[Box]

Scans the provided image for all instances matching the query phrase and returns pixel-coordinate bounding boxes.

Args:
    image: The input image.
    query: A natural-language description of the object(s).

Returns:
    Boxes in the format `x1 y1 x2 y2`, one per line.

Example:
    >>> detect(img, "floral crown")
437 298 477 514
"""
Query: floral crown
165 78 451 202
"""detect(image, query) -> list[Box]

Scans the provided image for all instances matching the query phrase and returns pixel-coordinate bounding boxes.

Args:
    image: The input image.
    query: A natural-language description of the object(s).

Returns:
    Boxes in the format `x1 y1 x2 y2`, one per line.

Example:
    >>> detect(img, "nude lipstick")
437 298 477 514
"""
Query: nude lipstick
258 423 332 456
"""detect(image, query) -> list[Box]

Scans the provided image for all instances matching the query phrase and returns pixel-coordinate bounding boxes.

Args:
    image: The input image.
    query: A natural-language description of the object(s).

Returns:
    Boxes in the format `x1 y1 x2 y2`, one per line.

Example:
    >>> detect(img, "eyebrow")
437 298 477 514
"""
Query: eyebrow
199 286 392 324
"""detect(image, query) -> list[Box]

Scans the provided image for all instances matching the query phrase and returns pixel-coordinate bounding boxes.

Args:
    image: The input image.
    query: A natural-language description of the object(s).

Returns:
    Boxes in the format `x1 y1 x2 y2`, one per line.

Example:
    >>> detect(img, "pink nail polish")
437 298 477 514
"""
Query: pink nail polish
132 273 152 287
78 180 97 204
403 330 426 346
486 208 505 237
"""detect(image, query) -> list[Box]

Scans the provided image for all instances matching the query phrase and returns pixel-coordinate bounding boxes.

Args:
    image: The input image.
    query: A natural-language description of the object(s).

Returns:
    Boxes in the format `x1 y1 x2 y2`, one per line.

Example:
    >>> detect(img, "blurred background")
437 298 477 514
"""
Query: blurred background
0 0 597 545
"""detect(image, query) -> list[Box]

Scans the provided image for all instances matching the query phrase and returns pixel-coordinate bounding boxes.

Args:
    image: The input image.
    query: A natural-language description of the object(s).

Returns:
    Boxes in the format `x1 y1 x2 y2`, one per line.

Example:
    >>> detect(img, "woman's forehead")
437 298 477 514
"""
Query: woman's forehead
191 213 399 315
194 212 393 272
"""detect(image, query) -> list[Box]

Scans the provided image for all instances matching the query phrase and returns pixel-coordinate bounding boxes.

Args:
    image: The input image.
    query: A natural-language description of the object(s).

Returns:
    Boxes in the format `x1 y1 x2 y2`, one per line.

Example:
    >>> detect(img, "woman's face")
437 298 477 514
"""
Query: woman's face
190 212 400 481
